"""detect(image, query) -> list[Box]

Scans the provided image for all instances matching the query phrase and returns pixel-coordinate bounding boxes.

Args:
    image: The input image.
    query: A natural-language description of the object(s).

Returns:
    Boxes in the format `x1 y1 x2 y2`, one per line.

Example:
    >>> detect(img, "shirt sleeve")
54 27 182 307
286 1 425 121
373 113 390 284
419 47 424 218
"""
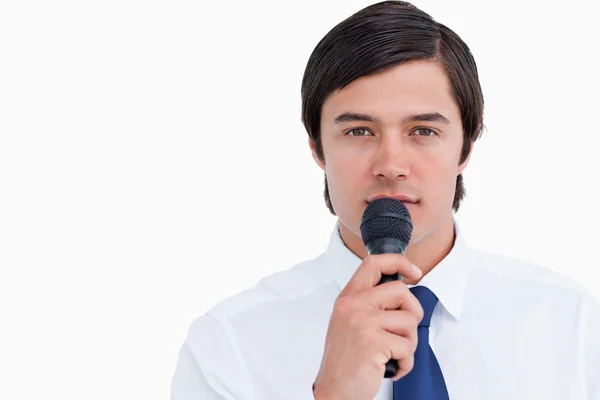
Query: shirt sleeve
170 314 254 400
170 341 226 400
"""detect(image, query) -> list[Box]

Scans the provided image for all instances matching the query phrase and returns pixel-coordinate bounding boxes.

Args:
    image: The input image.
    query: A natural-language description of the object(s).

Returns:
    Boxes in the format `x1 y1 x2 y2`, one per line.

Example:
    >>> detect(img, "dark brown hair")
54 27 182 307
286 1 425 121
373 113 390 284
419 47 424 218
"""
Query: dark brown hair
301 0 485 214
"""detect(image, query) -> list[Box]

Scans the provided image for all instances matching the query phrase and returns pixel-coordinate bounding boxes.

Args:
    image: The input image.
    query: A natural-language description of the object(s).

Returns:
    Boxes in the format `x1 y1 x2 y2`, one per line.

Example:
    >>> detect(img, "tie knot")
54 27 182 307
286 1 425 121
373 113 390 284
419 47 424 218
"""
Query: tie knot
409 286 438 328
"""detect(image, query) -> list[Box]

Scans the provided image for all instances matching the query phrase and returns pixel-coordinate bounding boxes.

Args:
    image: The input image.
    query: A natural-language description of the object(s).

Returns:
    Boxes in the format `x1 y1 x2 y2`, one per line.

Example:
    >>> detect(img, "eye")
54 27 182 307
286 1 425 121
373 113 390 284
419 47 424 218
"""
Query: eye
346 128 373 137
412 128 437 137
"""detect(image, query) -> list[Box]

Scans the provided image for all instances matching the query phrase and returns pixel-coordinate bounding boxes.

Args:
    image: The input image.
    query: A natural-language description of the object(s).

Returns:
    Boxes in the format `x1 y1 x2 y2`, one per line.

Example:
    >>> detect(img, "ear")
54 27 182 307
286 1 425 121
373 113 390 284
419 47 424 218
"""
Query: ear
308 138 326 172
457 140 475 175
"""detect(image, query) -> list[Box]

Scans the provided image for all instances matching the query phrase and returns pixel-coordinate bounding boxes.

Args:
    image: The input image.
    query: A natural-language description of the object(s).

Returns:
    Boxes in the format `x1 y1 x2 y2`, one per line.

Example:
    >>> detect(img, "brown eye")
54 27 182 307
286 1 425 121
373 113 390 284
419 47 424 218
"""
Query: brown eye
412 128 436 137
346 128 372 136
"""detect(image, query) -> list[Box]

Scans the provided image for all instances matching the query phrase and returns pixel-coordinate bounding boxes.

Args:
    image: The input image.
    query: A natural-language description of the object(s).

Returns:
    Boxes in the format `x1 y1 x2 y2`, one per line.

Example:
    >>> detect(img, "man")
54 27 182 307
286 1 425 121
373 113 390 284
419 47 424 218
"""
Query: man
171 1 600 399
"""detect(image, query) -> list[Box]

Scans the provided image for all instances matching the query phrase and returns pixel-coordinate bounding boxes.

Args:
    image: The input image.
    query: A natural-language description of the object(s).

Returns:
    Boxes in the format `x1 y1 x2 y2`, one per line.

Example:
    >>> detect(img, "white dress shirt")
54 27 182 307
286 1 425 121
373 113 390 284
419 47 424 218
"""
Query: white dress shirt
170 219 600 399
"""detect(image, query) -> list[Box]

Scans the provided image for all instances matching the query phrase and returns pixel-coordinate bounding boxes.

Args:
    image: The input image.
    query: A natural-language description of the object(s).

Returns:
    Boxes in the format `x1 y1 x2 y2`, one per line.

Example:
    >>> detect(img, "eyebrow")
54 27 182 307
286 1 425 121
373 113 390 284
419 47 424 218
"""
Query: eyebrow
333 111 451 125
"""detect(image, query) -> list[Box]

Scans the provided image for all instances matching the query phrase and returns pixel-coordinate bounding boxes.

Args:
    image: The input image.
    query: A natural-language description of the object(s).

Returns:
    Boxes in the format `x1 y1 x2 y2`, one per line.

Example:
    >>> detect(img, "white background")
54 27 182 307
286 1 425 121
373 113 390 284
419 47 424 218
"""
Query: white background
1 0 599 399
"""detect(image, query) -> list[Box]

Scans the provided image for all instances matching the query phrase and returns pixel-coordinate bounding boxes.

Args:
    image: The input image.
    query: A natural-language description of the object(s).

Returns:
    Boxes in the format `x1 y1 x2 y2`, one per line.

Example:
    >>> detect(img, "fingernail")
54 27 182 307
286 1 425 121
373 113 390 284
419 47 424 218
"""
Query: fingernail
412 264 422 277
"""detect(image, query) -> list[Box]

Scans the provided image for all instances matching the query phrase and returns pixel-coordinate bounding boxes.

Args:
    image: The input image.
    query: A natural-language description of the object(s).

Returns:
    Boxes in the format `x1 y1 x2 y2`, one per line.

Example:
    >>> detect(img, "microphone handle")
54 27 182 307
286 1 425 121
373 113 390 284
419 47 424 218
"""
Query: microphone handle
377 272 401 378
367 238 409 378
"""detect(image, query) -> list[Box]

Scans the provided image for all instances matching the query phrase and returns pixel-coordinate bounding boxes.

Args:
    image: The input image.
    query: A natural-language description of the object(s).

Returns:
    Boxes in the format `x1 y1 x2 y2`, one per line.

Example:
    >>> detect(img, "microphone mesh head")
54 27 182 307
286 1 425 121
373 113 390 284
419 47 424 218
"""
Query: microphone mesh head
360 198 413 245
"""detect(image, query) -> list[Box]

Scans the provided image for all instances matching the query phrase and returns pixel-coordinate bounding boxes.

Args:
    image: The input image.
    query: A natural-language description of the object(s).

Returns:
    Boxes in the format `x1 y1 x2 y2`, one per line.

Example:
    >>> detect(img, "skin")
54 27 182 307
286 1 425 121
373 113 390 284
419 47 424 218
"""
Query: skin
310 59 474 284
309 59 475 399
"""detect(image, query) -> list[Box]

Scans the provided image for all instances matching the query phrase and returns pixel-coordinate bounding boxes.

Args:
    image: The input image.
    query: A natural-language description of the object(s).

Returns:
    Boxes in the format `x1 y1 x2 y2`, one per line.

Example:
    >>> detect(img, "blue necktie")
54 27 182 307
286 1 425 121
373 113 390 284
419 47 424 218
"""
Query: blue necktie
392 286 449 399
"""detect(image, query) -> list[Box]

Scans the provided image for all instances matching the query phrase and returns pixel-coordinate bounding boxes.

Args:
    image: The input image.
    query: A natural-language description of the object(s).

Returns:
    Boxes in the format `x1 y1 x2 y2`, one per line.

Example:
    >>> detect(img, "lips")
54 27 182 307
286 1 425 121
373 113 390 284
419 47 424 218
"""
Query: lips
367 193 419 204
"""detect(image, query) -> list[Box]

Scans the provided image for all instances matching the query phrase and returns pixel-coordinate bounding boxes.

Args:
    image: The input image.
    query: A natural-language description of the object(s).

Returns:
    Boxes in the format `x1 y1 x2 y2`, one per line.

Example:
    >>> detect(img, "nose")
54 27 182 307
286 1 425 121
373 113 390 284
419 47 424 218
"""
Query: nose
371 135 411 180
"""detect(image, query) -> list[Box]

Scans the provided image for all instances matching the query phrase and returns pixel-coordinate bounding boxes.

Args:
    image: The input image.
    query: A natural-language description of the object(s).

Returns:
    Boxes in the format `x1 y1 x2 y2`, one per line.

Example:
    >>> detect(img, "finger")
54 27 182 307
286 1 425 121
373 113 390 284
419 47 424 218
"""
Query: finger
377 309 420 346
392 354 415 382
376 332 416 381
355 280 424 321
341 253 422 295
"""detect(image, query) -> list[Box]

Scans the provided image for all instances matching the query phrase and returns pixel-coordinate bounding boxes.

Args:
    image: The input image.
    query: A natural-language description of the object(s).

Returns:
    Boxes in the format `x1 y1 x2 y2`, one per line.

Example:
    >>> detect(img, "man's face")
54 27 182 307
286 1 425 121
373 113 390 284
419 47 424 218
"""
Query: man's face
310 60 473 249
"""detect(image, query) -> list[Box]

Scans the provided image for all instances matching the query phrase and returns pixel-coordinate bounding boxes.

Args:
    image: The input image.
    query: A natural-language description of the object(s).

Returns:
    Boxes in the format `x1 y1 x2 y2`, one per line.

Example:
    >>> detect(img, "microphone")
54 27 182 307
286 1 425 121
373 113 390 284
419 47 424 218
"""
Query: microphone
359 197 413 379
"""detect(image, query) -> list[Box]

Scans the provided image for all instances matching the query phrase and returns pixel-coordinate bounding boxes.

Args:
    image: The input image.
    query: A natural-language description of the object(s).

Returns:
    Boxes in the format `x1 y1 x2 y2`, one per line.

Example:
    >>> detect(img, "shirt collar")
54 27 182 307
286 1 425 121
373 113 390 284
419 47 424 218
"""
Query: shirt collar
325 218 475 320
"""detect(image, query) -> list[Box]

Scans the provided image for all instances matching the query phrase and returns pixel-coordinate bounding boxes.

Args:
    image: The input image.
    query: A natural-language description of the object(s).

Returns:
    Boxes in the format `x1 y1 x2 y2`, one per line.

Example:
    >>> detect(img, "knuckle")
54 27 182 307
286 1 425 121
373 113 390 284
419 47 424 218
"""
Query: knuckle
416 304 425 321
392 279 407 290
388 280 405 298
334 296 356 315
399 281 412 296
395 356 414 380
411 310 422 326
362 254 376 267
396 345 410 360
407 295 424 319
404 355 415 372
410 333 419 352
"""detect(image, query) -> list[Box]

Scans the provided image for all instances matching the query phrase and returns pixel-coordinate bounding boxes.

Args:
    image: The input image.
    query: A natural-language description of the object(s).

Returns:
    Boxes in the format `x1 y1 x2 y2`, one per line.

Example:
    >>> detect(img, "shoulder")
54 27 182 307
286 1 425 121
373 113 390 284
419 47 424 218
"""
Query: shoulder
201 251 332 322
469 247 595 297
183 253 332 337
466 248 600 322
464 246 600 341
177 252 333 394
468 247 600 393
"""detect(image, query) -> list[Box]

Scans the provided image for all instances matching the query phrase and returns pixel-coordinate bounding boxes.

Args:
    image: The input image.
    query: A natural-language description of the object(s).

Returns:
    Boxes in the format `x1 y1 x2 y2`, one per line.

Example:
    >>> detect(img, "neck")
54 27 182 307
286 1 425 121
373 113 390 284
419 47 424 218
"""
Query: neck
339 214 456 285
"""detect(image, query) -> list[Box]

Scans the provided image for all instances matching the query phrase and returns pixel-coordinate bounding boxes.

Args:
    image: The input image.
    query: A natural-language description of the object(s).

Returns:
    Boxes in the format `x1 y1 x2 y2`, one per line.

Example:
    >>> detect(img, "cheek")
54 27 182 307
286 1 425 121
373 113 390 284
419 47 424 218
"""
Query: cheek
325 153 364 194
417 150 460 197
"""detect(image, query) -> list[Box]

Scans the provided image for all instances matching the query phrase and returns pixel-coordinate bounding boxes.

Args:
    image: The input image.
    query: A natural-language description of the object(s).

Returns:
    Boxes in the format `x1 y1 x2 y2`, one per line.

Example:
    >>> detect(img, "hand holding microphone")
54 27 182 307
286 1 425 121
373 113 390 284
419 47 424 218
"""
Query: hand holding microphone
313 198 424 400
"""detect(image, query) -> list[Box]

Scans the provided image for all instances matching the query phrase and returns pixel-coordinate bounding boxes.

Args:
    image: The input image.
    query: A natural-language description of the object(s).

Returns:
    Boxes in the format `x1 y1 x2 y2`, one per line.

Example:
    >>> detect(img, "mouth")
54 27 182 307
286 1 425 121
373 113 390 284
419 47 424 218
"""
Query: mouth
366 193 419 205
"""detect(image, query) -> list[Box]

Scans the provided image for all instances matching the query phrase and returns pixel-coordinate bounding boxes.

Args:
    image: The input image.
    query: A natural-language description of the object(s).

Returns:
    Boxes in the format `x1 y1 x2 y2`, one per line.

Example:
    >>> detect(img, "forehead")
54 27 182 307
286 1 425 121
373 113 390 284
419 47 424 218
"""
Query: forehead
321 60 460 124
